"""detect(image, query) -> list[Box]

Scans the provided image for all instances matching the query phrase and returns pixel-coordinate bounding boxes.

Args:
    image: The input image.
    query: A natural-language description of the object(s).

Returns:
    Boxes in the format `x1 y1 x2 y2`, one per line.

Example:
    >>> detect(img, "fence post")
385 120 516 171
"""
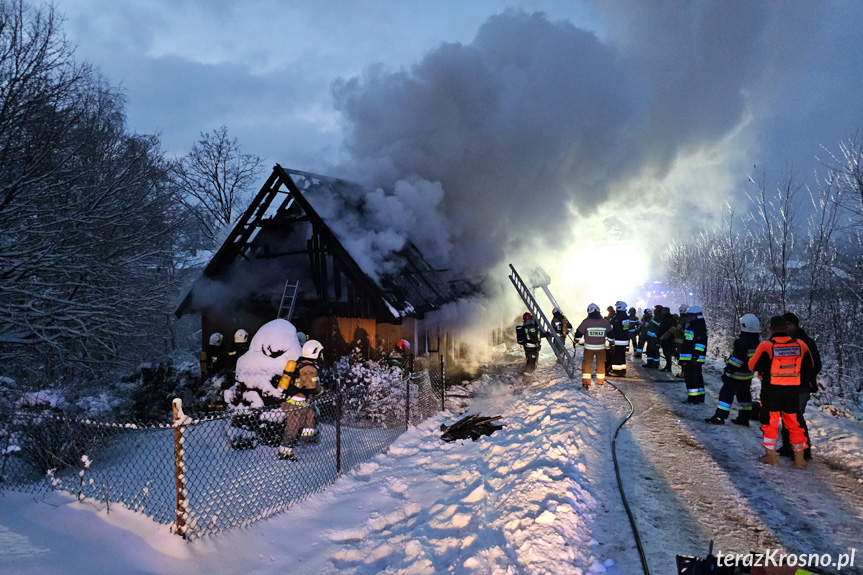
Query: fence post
405 371 411 427
440 353 446 411
171 398 189 538
336 381 342 475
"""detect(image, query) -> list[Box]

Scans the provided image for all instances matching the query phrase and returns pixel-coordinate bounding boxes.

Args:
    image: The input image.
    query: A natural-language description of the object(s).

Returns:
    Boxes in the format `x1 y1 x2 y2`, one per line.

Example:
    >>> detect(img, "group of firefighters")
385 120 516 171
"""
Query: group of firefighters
517 302 820 470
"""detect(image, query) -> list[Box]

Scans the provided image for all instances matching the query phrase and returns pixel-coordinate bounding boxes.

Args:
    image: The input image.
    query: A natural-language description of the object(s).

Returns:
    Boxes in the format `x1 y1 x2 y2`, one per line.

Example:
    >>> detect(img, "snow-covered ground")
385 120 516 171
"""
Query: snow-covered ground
1 347 861 574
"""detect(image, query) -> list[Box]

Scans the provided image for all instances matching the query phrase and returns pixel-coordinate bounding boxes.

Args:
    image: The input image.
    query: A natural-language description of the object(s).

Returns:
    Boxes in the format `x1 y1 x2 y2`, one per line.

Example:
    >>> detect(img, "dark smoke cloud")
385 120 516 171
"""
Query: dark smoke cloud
331 3 863 290
332 11 645 276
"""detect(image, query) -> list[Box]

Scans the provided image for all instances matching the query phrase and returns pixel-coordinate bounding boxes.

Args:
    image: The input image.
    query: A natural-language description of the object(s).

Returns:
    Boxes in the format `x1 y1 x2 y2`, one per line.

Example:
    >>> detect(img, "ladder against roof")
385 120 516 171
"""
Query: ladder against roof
277 280 300 321
508 264 578 382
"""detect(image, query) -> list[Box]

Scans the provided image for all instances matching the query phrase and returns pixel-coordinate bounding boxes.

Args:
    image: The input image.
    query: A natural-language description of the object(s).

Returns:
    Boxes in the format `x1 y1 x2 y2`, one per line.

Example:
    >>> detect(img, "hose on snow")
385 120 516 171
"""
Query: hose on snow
607 381 651 575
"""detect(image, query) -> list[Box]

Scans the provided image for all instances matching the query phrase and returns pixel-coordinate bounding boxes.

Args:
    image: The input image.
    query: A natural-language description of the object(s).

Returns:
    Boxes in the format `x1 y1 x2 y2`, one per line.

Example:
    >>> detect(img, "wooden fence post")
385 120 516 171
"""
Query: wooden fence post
172 398 189 538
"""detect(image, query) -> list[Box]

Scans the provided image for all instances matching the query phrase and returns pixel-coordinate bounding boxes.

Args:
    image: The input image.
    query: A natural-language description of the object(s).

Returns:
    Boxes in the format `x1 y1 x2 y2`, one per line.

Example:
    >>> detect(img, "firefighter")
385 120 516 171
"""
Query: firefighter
658 307 678 372
516 312 542 384
278 340 325 461
778 312 821 460
608 301 631 377
705 314 761 425
389 339 412 370
636 308 652 359
550 307 572 343
643 307 662 369
679 305 708 403
748 316 814 469
674 306 689 378
207 332 226 375
574 303 613 390
627 307 640 354
226 329 250 373
605 306 616 323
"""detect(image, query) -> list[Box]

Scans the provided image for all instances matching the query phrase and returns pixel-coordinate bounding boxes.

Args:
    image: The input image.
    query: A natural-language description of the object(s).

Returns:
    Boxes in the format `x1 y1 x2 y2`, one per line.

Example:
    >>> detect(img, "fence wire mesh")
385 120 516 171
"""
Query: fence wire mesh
0 362 445 539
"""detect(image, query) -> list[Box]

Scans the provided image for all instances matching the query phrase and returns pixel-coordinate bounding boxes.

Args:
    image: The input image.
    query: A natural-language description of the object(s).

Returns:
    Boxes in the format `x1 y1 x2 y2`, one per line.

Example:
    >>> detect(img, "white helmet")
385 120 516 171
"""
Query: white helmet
678 304 689 314
234 329 248 343
687 305 703 315
587 303 600 314
739 314 760 333
208 332 223 346
615 301 627 312
302 339 323 359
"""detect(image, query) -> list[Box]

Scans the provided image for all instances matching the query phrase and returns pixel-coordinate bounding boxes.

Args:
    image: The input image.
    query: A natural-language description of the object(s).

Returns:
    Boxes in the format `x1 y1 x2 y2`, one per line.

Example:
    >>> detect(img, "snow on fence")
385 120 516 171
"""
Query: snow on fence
0 367 444 539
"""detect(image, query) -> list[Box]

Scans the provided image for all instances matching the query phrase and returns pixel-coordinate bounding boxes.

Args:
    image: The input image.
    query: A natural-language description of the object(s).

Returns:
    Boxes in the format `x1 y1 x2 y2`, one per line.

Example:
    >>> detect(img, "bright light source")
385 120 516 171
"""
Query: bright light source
557 240 650 307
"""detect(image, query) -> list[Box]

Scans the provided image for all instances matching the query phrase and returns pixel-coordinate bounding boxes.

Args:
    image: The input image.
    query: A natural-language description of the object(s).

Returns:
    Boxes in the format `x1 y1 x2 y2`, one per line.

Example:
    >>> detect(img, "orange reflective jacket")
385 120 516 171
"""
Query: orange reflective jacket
749 335 810 386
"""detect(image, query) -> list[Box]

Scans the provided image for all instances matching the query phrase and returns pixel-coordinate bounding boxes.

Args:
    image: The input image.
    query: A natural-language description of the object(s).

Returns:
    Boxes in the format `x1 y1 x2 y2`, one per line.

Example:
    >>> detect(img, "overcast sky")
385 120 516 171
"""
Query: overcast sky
55 0 863 311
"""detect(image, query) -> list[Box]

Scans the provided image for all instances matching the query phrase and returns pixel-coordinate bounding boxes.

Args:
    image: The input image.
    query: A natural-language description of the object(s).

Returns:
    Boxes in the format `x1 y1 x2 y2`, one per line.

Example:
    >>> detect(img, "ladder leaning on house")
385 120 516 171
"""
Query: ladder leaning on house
277 280 300 321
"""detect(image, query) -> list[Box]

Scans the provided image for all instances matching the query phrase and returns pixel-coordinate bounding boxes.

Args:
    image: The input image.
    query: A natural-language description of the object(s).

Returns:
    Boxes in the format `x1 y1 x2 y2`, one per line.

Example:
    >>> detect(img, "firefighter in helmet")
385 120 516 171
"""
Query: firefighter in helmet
574 303 613 390
516 312 542 383
278 340 325 461
679 305 708 403
608 301 631 377
389 339 412 370
705 314 760 425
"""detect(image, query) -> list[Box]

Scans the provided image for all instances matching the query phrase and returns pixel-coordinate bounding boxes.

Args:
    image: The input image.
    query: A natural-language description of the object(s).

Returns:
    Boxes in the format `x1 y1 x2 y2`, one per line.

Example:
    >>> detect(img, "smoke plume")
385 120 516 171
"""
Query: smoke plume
324 4 863 333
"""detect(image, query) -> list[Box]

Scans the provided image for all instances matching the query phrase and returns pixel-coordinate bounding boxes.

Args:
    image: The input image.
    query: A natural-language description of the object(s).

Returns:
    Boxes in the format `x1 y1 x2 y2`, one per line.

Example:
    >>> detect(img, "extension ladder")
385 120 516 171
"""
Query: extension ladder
508 264 578 382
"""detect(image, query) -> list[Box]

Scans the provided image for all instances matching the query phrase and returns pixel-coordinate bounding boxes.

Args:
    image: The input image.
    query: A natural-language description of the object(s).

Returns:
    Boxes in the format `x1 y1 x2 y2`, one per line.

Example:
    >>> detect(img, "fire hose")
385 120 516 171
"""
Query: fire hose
607 380 651 575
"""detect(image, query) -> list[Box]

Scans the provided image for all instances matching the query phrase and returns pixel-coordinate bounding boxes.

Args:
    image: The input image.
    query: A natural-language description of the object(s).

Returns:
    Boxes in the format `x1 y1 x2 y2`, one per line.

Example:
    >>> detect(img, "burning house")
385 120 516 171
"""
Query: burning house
175 165 471 369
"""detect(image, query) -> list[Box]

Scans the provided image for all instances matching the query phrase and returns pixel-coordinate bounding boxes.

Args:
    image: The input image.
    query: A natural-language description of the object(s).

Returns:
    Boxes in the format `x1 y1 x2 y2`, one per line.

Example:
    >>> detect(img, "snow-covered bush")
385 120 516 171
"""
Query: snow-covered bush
13 415 102 475
327 347 408 426
226 318 302 409
224 319 303 448
121 360 200 422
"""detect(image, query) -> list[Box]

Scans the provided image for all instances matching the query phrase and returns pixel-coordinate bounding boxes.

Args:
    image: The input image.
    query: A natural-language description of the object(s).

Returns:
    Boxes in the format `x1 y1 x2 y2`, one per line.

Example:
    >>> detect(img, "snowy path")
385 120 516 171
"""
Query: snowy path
610 359 863 575
1 348 861 574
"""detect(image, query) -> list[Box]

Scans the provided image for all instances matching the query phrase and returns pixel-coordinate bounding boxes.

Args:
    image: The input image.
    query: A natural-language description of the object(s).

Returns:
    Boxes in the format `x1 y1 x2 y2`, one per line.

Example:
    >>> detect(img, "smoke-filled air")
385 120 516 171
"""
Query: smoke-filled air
322 3 863 335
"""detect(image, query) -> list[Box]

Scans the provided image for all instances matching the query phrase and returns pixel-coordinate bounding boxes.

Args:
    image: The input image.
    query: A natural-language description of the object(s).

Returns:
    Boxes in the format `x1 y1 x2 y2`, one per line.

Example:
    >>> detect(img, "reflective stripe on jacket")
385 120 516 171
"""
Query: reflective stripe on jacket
748 335 812 386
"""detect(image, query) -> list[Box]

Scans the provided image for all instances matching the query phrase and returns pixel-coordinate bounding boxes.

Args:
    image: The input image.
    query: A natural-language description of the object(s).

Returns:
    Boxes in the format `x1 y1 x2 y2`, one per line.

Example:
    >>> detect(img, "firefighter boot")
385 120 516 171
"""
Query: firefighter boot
704 415 724 425
730 416 749 427
793 450 807 470
278 446 298 461
758 449 779 466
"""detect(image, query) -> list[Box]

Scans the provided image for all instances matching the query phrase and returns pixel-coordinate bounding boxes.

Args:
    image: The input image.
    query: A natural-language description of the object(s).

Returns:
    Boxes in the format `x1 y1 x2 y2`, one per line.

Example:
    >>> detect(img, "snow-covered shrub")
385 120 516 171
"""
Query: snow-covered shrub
224 319 303 448
227 318 302 410
327 347 408 426
13 414 102 475
122 360 199 422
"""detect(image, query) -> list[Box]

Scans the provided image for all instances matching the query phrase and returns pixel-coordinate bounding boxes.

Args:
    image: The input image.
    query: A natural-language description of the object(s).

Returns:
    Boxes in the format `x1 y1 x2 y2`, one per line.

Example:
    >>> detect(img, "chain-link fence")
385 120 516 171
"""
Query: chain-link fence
0 363 445 539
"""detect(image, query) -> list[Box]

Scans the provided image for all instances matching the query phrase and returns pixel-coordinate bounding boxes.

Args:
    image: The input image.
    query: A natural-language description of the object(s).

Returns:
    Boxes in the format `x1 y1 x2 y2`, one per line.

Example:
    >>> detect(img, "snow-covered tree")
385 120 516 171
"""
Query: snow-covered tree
0 0 180 379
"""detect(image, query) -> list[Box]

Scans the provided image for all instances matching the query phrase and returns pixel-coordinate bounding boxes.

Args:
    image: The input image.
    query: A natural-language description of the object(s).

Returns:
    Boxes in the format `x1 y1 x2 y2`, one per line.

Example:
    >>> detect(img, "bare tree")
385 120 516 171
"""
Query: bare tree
0 1 179 379
746 165 803 311
173 125 263 250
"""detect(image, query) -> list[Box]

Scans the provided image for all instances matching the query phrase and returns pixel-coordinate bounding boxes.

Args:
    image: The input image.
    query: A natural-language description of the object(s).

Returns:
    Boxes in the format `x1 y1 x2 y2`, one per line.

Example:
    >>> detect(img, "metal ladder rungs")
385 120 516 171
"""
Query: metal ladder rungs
277 280 300 321
508 264 578 382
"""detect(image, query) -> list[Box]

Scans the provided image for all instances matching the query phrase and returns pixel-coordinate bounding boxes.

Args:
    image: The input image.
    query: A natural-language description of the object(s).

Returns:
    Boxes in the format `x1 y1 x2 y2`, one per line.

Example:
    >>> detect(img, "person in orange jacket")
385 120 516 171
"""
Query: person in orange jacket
748 315 815 469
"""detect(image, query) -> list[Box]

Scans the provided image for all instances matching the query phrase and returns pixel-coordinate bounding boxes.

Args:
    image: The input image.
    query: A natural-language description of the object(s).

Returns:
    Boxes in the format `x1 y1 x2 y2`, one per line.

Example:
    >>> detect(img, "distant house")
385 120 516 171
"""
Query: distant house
175 165 471 366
